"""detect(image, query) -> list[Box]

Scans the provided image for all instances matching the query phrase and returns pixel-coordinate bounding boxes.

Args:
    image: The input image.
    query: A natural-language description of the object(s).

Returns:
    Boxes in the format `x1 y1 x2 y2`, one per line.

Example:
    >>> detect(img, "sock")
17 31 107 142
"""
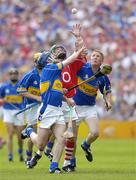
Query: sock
34 153 42 160
45 141 54 154
70 157 76 167
82 140 90 149
18 148 23 155
8 153 13 160
27 127 34 137
63 139 75 167
37 150 43 156
50 162 58 170
26 150 32 160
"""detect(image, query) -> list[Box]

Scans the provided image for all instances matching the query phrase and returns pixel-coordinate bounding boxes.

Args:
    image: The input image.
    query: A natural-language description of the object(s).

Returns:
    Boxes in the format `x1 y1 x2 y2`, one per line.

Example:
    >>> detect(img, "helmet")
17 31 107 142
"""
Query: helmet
8 67 19 83
8 67 19 74
34 51 50 69
49 45 67 62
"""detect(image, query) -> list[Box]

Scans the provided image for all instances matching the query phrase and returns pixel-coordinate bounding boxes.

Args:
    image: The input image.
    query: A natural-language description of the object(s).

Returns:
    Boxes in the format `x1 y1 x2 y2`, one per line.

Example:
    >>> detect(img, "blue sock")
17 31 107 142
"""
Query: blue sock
26 150 32 160
50 162 58 170
18 148 23 155
45 141 54 154
70 157 76 167
27 127 34 137
82 140 90 149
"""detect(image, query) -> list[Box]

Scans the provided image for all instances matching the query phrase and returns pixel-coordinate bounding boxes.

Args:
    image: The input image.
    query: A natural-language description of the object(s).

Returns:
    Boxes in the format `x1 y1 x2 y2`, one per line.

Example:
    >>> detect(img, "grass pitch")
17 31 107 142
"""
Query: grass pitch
0 138 136 180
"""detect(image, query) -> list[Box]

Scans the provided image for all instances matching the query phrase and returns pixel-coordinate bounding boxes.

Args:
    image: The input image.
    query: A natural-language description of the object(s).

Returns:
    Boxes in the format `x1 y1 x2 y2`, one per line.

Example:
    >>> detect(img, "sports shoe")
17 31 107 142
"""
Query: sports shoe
44 152 53 162
8 154 13 162
81 144 93 162
25 156 32 164
62 164 74 172
49 167 62 174
70 164 76 171
26 153 41 169
21 126 33 139
8 157 13 162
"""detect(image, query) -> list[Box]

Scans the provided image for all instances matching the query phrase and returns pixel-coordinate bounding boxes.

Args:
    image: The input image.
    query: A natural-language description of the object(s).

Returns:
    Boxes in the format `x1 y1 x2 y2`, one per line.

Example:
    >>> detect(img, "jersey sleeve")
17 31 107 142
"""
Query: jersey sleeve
17 74 32 93
98 76 111 95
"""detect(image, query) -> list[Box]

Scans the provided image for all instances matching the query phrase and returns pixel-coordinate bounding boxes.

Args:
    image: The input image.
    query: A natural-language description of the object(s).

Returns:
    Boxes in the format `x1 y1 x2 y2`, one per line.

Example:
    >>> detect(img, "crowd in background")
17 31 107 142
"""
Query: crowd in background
0 0 136 120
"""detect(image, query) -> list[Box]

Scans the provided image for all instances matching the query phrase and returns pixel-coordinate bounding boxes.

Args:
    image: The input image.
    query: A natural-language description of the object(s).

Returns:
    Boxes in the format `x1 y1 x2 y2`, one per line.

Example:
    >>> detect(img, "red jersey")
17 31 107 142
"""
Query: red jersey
61 57 86 98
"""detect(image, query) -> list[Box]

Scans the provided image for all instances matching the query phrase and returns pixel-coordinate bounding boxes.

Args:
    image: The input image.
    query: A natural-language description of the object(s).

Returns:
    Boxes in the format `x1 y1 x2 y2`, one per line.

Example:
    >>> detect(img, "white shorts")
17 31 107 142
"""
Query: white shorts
75 105 99 122
38 105 65 129
25 104 40 125
61 102 79 123
3 109 25 126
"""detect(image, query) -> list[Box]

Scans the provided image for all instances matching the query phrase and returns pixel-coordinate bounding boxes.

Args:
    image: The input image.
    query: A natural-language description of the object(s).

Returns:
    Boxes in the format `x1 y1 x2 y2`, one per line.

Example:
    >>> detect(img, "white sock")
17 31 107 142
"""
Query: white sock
63 160 71 167
37 150 43 156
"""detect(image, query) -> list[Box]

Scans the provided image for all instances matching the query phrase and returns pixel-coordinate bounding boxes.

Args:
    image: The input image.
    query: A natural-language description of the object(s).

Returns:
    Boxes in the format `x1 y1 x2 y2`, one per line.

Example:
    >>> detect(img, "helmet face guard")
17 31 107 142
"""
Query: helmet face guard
50 45 67 62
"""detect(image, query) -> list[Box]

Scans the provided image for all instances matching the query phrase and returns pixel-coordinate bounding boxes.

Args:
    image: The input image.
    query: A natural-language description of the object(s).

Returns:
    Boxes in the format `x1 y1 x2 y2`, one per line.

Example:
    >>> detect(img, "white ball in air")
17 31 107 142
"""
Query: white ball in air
72 8 78 14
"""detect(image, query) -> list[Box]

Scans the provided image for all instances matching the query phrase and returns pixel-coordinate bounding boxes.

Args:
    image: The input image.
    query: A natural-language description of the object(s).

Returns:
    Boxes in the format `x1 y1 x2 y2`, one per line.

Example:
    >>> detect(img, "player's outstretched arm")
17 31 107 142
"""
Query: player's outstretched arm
71 24 85 51
61 46 87 67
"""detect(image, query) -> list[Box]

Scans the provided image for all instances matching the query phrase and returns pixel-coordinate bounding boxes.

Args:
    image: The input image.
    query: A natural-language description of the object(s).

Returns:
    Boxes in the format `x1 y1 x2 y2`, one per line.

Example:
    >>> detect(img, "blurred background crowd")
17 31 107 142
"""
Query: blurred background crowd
0 0 136 120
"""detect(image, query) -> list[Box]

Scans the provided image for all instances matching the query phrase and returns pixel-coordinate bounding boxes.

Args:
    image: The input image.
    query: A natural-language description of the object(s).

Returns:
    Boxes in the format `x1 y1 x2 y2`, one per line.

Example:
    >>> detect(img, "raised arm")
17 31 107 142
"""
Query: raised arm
71 24 85 51
61 46 87 67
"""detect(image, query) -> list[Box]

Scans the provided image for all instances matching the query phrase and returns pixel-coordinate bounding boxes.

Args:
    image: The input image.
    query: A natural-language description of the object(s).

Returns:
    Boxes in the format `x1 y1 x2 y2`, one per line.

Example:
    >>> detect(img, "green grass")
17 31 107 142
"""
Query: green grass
0 138 136 180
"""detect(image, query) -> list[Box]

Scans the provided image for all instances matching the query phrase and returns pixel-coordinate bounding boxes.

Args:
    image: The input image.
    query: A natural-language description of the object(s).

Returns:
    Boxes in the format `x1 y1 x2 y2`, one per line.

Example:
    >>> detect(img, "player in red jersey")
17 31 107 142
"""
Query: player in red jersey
44 24 87 172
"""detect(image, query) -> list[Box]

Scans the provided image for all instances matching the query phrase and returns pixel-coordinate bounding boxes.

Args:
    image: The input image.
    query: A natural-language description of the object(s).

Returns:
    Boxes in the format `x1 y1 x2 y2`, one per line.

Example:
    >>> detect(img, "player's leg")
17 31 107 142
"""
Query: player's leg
61 104 79 171
23 106 61 169
14 112 26 162
5 123 14 161
81 106 99 162
44 131 55 161
50 123 66 173
25 124 37 163
22 125 50 168
15 125 25 161
85 117 99 143
70 122 79 170
3 109 15 161
62 119 77 172
24 105 38 163
28 127 50 168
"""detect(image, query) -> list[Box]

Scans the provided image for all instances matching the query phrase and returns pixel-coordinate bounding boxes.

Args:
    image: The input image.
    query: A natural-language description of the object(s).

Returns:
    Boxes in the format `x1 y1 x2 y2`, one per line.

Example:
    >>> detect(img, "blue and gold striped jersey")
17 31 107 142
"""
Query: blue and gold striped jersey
0 81 24 110
17 68 40 105
73 63 111 106
40 63 63 114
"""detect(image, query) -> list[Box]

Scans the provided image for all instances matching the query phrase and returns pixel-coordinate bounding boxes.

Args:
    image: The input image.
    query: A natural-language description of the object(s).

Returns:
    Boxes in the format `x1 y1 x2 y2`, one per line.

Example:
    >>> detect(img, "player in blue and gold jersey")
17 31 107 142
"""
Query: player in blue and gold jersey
17 52 49 164
0 68 25 161
73 49 112 162
21 46 87 173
